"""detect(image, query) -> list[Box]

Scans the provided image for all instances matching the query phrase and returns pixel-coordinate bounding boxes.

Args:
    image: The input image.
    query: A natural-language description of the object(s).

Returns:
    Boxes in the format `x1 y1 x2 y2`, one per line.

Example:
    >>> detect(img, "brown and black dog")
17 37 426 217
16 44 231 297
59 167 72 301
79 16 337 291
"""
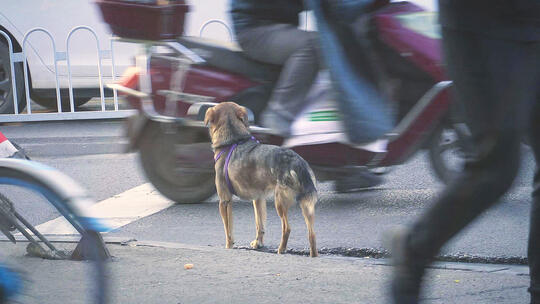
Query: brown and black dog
205 102 318 257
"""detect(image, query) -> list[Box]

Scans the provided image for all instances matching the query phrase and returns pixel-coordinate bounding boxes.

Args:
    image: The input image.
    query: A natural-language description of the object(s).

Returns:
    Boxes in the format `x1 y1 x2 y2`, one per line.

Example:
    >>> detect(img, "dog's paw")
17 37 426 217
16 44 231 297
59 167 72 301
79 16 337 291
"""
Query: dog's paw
225 241 234 249
250 239 263 249
277 246 287 254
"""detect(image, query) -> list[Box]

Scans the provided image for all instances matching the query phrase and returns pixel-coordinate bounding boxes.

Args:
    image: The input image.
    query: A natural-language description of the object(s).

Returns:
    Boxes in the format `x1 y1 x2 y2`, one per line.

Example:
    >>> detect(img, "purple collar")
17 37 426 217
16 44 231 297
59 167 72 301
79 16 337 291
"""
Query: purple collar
214 136 259 196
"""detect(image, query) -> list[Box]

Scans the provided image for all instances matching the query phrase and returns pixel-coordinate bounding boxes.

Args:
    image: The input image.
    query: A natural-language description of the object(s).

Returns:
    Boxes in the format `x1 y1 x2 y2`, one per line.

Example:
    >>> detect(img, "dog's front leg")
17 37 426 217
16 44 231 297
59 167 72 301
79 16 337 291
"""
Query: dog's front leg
250 198 267 249
219 200 234 249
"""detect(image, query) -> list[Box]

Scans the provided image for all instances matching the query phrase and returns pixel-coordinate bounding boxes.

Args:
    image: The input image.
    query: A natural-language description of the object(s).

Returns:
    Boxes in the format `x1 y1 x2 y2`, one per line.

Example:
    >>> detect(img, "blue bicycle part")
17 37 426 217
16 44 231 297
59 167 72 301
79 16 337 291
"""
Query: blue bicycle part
0 264 22 302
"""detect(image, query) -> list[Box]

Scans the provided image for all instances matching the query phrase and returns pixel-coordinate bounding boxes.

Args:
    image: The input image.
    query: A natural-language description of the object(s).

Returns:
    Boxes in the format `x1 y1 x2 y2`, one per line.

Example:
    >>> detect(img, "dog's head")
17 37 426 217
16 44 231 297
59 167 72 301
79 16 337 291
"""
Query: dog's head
204 102 251 148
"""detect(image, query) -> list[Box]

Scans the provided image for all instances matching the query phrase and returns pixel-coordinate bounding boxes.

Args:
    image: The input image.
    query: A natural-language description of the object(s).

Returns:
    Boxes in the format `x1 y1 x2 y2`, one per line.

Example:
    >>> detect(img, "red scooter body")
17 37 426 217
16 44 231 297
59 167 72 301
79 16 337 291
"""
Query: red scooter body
109 1 464 203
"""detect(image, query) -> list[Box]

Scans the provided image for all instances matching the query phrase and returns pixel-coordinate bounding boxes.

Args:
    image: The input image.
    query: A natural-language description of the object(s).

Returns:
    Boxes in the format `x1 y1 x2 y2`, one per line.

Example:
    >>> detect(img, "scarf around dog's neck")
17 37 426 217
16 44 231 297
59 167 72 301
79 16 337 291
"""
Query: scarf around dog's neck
214 135 259 196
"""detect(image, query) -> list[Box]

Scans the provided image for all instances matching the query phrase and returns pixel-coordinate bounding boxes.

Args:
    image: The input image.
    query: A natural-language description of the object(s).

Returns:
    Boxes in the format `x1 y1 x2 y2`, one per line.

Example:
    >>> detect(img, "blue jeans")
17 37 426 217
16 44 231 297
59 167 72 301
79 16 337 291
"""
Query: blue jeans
236 24 321 124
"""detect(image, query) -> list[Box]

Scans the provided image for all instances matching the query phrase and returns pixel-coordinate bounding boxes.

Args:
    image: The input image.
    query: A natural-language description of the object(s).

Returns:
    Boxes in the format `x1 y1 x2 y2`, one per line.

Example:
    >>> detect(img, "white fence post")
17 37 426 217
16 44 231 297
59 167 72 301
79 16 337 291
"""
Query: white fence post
22 28 63 114
0 26 135 122
66 26 106 112
110 38 118 111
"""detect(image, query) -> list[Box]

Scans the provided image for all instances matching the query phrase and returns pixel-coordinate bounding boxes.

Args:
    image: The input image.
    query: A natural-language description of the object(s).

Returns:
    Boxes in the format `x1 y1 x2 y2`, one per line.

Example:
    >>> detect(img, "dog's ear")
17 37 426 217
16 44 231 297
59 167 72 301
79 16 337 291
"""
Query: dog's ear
236 105 249 127
204 107 215 126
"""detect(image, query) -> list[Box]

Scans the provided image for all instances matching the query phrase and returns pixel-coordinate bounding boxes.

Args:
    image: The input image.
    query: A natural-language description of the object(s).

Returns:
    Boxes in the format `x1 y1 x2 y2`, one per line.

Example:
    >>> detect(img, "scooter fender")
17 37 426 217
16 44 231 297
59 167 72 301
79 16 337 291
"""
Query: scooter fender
123 102 219 153
125 103 260 152
124 114 151 152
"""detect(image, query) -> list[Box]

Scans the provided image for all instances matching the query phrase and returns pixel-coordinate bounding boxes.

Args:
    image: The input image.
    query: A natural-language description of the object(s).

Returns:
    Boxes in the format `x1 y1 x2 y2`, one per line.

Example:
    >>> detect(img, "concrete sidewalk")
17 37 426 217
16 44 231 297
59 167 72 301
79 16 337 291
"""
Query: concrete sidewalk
0 240 531 304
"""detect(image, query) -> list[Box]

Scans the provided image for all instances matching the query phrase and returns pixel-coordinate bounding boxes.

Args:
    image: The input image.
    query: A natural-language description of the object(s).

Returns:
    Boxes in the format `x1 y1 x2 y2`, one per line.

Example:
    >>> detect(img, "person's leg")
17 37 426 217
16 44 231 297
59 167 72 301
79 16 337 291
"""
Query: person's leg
528 92 540 303
238 25 382 190
389 28 538 303
236 24 321 135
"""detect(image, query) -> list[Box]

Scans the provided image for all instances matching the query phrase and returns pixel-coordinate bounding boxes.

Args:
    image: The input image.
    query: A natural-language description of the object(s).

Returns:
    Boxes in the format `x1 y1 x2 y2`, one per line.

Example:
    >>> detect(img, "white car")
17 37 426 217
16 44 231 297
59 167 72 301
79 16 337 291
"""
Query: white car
0 0 232 114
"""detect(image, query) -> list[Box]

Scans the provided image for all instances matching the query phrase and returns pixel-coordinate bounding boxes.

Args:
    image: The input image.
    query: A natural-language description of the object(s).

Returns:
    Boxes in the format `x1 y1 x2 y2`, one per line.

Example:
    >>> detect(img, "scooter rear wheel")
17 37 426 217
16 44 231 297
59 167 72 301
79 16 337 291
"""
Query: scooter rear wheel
139 122 216 204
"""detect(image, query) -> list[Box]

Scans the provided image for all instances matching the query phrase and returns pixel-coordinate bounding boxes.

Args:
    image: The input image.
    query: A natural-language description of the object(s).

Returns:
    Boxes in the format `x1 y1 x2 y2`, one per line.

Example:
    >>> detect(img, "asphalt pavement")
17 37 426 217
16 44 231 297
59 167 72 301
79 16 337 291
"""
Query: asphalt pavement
0 119 536 303
0 239 531 304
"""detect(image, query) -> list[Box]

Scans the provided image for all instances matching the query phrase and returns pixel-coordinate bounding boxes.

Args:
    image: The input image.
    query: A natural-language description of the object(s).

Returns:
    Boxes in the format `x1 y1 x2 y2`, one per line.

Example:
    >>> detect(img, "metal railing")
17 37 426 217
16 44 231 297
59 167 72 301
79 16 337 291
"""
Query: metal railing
0 19 237 123
0 27 136 123
199 19 233 42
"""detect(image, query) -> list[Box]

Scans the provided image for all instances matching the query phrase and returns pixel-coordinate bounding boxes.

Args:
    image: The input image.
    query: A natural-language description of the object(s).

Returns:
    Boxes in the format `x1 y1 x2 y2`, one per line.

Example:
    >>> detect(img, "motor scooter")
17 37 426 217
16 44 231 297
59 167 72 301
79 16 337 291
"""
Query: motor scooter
101 1 470 203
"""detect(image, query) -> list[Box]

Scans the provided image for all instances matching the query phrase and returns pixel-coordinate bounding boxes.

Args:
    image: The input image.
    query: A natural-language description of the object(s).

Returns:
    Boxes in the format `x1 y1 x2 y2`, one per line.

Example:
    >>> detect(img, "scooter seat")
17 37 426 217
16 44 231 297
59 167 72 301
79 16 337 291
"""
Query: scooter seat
178 36 281 83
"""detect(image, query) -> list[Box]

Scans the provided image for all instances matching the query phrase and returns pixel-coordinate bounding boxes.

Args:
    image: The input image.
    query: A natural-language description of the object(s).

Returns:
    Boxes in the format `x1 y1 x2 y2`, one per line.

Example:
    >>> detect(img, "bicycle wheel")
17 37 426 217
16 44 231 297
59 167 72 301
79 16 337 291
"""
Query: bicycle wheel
0 159 110 304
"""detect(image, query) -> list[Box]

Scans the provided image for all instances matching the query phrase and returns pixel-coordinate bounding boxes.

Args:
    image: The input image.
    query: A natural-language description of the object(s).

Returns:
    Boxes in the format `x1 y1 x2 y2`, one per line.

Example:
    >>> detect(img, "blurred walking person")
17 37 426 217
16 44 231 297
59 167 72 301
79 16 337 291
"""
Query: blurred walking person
387 0 540 303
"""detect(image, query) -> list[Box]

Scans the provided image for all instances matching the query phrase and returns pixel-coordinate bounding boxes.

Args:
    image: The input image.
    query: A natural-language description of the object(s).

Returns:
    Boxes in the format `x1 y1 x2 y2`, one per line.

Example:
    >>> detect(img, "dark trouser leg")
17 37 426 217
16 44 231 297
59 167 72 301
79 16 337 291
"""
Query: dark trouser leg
236 24 321 132
402 28 538 297
528 95 540 303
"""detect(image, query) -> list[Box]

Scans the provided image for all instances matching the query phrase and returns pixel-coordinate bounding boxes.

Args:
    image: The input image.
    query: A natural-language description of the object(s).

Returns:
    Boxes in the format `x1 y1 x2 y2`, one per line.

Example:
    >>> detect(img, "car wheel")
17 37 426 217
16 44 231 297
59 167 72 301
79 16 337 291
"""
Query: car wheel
32 95 91 111
0 40 26 114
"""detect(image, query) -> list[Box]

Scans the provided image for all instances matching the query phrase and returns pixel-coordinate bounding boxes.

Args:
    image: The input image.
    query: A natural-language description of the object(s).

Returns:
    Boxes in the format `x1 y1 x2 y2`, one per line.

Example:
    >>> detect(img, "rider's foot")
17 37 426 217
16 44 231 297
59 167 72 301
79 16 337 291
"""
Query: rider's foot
260 109 293 137
334 167 383 192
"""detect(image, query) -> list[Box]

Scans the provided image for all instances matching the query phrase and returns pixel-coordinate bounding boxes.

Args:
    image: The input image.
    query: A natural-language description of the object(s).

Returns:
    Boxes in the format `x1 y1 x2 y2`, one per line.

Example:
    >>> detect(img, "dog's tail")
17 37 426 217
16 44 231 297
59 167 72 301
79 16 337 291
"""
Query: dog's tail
292 160 318 258
289 159 317 204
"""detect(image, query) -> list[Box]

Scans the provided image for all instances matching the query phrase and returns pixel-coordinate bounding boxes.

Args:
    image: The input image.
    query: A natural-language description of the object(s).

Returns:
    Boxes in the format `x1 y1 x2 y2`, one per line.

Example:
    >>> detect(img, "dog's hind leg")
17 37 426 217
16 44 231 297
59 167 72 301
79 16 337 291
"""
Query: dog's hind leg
299 193 318 257
275 189 293 254
219 200 234 249
250 198 267 249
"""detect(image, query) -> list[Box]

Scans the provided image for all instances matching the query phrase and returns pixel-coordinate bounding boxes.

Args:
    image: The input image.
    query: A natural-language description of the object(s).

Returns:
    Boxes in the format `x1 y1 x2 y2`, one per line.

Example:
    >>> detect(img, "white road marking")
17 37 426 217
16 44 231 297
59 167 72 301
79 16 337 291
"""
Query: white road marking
29 183 175 235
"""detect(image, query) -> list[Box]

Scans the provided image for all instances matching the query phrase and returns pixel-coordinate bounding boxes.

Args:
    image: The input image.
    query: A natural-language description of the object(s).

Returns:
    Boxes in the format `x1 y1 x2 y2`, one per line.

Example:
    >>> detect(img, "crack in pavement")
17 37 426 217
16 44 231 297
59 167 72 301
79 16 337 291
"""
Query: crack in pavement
235 245 528 266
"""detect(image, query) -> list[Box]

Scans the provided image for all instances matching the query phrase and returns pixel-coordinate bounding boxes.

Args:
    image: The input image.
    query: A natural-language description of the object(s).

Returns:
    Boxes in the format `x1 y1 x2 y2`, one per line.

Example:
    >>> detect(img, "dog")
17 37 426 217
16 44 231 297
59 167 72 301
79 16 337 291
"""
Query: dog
204 102 318 257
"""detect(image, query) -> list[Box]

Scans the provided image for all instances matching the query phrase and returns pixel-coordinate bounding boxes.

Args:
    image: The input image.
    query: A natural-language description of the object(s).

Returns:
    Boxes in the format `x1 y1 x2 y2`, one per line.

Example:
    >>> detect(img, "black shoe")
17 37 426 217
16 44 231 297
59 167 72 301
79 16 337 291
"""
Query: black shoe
530 287 540 304
384 228 426 304
334 167 383 192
